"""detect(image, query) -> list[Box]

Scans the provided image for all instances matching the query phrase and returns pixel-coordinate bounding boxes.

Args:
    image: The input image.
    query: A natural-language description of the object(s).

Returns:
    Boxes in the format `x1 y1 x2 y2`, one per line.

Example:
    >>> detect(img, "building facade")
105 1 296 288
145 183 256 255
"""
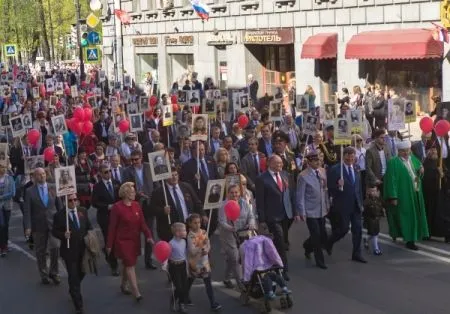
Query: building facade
101 0 448 111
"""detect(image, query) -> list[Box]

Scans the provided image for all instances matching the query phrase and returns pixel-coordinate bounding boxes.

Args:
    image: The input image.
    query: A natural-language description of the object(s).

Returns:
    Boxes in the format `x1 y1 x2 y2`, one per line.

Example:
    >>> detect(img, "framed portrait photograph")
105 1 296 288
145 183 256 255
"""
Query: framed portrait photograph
1 114 10 128
55 165 77 197
239 94 250 111
274 86 284 100
70 85 78 98
148 150 172 182
304 114 318 136
203 99 216 118
296 94 309 112
123 74 131 87
110 96 118 108
288 89 295 106
188 90 200 107
22 112 32 129
177 90 187 106
163 104 174 127
190 114 208 141
203 179 226 210
323 103 336 122
45 78 54 92
404 100 416 123
350 109 363 133
55 82 64 95
87 96 97 108
113 112 126 132
127 102 139 115
0 143 9 167
140 96 149 111
52 114 68 136
177 124 191 139
120 90 130 105
49 95 58 108
269 100 282 122
32 86 40 99
439 102 450 122
9 115 25 138
388 98 405 131
25 155 45 175
130 113 143 132
334 117 351 145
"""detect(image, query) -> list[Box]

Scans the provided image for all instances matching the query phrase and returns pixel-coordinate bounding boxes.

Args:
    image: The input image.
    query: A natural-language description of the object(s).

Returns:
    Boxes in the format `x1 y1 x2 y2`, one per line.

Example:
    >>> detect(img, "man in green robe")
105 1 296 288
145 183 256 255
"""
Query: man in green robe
383 139 429 250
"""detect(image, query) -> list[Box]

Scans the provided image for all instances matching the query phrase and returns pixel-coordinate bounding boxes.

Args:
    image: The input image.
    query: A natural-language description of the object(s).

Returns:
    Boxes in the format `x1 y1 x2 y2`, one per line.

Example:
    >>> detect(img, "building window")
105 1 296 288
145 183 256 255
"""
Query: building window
132 0 141 12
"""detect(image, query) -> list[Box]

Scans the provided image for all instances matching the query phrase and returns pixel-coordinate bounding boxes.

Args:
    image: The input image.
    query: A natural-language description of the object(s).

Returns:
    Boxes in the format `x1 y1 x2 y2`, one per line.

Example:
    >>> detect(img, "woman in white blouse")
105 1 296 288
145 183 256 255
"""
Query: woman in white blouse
353 134 367 197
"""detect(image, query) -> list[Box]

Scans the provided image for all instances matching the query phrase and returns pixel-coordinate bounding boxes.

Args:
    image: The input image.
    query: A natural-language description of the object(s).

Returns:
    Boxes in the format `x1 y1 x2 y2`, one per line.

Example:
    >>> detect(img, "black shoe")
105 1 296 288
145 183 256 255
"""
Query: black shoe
185 298 194 307
223 280 234 289
0 250 6 257
445 237 450 243
405 242 419 250
75 309 84 314
145 262 157 270
211 303 222 311
316 263 327 269
178 304 188 314
422 236 430 241
282 272 290 282
41 277 51 285
304 251 311 260
111 269 120 277
373 249 383 256
49 274 61 285
135 295 143 303
325 242 333 256
351 255 368 263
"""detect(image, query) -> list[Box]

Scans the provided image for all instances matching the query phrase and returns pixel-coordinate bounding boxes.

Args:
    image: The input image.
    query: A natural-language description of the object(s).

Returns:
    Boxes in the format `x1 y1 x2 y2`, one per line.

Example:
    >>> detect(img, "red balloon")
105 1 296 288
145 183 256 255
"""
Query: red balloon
150 95 158 106
419 117 434 134
83 103 92 109
435 119 450 137
83 108 93 121
73 107 85 122
66 119 72 130
43 147 55 162
118 119 130 133
237 115 249 129
224 200 241 222
27 129 40 145
71 120 83 135
145 110 153 119
154 241 172 263
64 87 71 96
81 81 87 89
171 95 178 104
82 121 94 135
173 103 179 113
40 84 46 97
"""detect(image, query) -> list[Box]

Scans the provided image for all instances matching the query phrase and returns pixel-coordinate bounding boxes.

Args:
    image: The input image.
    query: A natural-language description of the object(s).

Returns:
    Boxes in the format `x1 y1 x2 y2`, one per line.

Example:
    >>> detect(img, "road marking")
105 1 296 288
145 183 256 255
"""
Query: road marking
376 232 450 257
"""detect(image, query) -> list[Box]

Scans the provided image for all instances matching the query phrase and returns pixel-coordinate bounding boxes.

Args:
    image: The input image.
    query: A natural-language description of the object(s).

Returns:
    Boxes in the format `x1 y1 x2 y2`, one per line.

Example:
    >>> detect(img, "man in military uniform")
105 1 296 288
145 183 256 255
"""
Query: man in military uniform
321 125 340 169
272 130 300 250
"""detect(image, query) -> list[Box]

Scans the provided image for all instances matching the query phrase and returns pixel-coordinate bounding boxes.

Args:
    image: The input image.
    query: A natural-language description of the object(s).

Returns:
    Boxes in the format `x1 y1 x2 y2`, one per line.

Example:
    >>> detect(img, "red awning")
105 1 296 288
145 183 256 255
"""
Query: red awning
345 28 443 60
301 33 337 59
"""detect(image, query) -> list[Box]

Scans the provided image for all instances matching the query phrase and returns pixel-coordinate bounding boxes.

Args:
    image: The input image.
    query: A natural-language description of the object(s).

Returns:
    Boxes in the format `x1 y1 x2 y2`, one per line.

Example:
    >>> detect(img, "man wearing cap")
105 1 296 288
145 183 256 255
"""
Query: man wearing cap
326 147 366 263
383 139 429 250
321 125 339 168
296 151 329 269
366 129 392 194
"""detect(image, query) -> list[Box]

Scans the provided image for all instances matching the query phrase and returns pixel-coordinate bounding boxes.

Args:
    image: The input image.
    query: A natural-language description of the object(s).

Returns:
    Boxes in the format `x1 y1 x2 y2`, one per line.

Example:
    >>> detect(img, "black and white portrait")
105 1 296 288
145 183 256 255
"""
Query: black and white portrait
225 174 241 194
130 113 143 132
178 91 187 105
203 99 215 114
203 179 226 210
25 155 45 175
10 115 25 138
404 101 416 123
189 91 200 105
23 112 32 129
324 103 336 121
140 96 149 111
55 82 64 95
71 85 78 98
162 105 173 127
304 114 318 136
49 95 58 108
337 119 349 136
32 87 40 99
0 143 8 166
127 102 138 115
45 78 54 92
191 114 208 141
440 102 450 122
240 94 249 110
55 166 77 197
177 124 191 138
274 86 283 100
148 150 172 181
123 75 131 87
296 94 309 112
52 114 67 136
269 100 282 121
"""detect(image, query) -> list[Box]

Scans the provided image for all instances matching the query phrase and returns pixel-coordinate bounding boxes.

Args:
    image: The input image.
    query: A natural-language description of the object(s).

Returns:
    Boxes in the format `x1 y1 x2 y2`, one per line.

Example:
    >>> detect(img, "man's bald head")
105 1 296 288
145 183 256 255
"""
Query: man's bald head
268 155 283 173
34 167 46 184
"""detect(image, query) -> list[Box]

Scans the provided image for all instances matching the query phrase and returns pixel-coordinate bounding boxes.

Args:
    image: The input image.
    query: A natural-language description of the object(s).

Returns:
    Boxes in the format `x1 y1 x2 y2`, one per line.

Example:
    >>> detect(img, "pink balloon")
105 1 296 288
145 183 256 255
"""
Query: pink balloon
64 87 71 96
27 129 40 145
83 108 93 121
43 147 55 162
82 121 94 135
435 119 450 137
224 200 241 222
73 107 85 122
419 117 434 134
173 103 179 113
171 95 178 104
150 95 158 106
237 115 249 129
118 119 130 133
154 241 171 263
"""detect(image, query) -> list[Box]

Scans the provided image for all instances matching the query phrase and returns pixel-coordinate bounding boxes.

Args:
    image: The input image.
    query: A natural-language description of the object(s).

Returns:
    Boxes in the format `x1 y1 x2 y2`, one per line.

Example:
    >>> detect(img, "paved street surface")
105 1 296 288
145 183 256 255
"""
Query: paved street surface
2 202 450 314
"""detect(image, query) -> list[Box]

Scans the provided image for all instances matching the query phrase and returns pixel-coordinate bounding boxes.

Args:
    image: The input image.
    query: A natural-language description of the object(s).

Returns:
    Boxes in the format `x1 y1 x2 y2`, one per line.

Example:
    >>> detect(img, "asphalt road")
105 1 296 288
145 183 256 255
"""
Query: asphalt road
2 205 450 314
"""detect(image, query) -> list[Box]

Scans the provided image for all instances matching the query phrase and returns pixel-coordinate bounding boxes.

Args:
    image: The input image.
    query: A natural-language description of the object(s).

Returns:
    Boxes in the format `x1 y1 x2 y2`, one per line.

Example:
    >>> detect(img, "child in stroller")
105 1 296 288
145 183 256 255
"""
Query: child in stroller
239 235 293 312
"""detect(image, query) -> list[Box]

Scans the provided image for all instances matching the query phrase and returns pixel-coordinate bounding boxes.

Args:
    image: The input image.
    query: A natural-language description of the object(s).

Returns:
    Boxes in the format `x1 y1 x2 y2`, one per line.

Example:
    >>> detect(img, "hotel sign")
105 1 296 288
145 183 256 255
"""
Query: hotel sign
164 35 194 46
132 36 159 47
242 29 294 45
207 34 235 46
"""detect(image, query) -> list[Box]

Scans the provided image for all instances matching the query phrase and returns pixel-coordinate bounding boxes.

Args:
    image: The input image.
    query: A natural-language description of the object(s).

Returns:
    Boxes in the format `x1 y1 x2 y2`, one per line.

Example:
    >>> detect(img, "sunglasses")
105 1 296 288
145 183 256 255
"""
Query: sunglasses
68 198 78 202
103 169 111 174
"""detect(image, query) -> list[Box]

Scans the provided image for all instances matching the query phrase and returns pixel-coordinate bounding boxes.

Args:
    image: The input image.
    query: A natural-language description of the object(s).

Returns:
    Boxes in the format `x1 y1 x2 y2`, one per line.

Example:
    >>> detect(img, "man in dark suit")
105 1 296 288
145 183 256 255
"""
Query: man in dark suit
39 135 65 164
240 137 261 192
258 124 273 158
24 167 62 284
122 150 156 269
326 147 367 263
365 129 392 196
180 141 218 234
52 194 92 314
10 134 38 175
411 132 431 163
151 168 206 241
91 164 120 276
94 111 111 144
256 155 299 280
110 154 125 184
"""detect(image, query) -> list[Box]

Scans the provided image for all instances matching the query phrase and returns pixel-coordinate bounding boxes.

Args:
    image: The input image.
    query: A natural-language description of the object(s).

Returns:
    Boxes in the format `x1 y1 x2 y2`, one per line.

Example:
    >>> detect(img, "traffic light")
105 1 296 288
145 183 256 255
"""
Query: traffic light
441 0 450 28
81 32 88 47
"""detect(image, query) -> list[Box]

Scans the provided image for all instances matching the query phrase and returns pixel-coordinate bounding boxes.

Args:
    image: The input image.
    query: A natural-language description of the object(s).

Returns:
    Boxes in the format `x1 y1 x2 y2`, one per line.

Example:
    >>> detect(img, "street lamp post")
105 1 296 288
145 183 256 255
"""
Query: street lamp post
74 0 85 80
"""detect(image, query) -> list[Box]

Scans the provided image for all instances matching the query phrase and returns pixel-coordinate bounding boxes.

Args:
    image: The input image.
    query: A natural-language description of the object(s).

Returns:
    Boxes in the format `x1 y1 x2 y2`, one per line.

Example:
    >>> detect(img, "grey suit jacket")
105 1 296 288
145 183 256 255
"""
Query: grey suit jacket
365 143 392 186
23 184 61 233
122 162 154 199
296 168 329 218
240 153 260 189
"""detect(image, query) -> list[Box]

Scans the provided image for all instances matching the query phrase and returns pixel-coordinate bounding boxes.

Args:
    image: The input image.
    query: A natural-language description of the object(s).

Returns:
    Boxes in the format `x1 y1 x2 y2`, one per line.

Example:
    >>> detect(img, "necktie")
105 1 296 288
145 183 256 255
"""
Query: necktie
275 172 283 191
107 181 114 198
253 154 259 175
40 186 48 206
172 186 185 221
315 169 321 181
114 168 119 182
348 166 355 184
201 160 209 180
71 211 79 229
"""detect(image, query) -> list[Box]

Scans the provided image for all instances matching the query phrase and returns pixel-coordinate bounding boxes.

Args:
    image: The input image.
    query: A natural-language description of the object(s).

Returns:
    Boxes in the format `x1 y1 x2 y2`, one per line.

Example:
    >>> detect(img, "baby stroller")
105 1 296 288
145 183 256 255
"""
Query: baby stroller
238 235 293 313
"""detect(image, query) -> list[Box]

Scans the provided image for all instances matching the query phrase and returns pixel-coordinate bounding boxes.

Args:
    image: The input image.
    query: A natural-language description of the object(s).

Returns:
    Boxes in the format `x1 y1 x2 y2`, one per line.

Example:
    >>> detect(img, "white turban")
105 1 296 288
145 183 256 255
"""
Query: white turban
396 139 411 150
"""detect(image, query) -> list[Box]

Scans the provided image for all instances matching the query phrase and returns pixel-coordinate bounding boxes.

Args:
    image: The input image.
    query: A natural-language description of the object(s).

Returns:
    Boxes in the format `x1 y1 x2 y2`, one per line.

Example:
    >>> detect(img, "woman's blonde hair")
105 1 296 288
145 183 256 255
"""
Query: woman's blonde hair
305 85 315 97
119 182 135 199
214 147 229 163
353 85 362 95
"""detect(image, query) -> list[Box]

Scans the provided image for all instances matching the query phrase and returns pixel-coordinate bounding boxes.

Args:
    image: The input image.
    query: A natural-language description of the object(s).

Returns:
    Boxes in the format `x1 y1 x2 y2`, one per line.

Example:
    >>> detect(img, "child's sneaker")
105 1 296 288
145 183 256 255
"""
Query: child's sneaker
281 286 292 294
265 291 276 300
211 303 222 312
373 249 383 256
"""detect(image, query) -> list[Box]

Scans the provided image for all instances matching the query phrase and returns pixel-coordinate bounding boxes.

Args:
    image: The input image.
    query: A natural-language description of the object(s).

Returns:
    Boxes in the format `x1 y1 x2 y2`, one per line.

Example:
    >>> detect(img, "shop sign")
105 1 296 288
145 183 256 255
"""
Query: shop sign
242 29 294 45
132 36 159 47
164 35 194 46
207 34 235 46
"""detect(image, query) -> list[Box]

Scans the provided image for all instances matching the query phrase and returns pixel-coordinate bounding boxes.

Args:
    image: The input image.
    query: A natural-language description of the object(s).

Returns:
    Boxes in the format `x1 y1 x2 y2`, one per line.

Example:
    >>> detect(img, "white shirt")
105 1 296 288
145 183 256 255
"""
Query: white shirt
269 170 282 186
168 184 189 221
378 149 387 176
355 147 366 171
439 137 449 159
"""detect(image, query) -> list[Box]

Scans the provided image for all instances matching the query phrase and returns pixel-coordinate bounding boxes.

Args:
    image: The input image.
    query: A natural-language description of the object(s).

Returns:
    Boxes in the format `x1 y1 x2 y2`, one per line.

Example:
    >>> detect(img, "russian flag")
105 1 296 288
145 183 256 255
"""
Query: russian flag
431 22 449 43
190 0 210 21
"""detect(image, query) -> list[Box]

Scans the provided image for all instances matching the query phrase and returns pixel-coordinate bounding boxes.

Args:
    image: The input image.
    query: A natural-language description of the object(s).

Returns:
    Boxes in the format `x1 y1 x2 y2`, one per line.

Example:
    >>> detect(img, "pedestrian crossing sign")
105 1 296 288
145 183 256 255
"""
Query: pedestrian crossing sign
4 44 17 57
84 47 101 64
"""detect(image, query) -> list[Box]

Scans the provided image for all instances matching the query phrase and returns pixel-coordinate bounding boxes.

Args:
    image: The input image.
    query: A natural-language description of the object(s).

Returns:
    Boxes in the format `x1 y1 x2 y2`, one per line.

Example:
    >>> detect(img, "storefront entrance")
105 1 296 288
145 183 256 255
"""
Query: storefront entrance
168 54 194 88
